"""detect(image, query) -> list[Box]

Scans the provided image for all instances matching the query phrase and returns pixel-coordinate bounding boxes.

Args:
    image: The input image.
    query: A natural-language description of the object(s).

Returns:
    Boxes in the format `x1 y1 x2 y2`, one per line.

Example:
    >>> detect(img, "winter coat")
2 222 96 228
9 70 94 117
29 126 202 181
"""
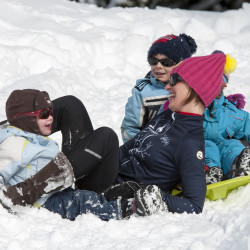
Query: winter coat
203 94 250 174
121 71 170 143
118 109 206 214
0 125 60 205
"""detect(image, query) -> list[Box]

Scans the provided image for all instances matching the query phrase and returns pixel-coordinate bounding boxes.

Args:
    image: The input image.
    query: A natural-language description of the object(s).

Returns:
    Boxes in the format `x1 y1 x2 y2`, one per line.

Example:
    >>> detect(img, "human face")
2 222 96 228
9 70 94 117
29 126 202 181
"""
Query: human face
165 80 191 112
150 54 176 83
37 114 53 136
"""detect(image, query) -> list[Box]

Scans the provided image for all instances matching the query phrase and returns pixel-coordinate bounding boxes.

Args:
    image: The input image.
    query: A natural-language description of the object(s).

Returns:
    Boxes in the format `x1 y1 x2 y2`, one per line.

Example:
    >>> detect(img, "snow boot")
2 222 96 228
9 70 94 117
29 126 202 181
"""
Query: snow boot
1 152 75 208
205 166 223 184
234 147 250 177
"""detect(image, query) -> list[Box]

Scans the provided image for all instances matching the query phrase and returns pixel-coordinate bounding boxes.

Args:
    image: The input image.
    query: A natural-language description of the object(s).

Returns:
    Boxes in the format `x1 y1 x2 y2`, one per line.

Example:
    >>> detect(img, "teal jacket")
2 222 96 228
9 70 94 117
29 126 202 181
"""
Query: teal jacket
203 94 250 173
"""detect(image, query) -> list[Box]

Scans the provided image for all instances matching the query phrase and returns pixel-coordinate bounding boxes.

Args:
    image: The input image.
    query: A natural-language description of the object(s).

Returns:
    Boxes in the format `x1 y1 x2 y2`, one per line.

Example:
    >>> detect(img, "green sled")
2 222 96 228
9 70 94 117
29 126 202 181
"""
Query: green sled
172 175 250 201
206 175 250 200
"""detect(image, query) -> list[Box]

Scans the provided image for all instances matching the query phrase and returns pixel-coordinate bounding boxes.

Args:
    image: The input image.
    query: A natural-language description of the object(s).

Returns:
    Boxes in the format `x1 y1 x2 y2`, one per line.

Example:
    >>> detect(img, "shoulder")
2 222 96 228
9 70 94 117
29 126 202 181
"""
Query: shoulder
134 78 152 92
0 135 29 165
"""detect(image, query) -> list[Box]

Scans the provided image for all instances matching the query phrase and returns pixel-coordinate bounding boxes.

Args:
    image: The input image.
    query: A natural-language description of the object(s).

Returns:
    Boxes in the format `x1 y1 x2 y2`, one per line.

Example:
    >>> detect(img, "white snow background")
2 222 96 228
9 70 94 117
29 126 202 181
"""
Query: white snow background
0 0 250 249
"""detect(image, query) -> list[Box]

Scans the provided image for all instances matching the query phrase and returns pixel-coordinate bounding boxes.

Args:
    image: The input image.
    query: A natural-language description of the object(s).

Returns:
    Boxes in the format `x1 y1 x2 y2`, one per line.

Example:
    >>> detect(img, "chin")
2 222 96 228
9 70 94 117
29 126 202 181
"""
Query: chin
42 130 52 136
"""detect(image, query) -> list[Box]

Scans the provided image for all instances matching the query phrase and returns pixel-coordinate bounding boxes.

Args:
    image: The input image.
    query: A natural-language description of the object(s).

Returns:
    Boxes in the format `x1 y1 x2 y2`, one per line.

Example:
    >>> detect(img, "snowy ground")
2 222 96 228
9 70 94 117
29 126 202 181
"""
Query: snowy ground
0 0 250 249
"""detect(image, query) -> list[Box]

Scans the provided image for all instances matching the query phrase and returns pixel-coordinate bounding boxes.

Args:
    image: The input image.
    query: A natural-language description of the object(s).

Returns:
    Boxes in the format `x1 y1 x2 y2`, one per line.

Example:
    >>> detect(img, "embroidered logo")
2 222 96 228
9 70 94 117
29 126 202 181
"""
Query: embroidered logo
196 151 203 160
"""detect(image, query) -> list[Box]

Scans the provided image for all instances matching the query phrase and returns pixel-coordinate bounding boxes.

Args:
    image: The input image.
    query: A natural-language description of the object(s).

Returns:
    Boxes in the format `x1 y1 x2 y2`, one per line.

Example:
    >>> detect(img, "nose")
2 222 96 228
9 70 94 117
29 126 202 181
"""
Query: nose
155 61 163 67
165 82 171 90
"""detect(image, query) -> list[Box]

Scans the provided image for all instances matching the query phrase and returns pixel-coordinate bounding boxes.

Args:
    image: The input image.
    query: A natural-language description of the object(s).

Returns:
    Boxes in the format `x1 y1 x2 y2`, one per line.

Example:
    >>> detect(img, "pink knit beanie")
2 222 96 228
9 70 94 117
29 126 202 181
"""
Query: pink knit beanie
171 53 226 107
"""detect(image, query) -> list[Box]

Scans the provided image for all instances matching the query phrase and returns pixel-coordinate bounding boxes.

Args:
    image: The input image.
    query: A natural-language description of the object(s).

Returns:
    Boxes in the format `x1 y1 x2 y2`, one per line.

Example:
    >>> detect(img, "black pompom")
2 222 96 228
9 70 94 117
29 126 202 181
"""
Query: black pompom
179 33 197 54
212 50 225 55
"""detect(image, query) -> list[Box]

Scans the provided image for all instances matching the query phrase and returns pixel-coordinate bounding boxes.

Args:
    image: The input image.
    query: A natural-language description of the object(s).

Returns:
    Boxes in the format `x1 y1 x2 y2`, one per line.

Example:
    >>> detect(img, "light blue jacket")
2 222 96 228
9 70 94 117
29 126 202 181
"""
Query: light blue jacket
0 125 60 205
203 94 250 174
121 71 170 143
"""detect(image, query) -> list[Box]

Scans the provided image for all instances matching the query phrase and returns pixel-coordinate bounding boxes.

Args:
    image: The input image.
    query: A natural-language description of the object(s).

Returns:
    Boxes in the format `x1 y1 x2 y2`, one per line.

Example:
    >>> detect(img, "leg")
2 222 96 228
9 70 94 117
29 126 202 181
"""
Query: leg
52 96 94 155
219 139 245 175
205 140 221 168
67 127 119 193
44 185 167 221
44 188 121 221
204 140 223 184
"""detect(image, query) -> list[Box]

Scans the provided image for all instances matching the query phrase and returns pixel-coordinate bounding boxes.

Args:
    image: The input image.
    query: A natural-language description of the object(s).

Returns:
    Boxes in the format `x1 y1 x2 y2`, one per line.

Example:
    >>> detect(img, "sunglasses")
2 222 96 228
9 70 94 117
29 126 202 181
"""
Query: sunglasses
169 73 184 86
148 57 176 67
13 108 52 120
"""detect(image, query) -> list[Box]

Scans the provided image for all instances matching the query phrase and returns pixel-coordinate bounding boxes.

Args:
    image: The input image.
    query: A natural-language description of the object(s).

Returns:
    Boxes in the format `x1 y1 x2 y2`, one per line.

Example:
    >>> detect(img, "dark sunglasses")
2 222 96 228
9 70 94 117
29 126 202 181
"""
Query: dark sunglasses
169 73 184 86
13 108 52 120
148 57 176 67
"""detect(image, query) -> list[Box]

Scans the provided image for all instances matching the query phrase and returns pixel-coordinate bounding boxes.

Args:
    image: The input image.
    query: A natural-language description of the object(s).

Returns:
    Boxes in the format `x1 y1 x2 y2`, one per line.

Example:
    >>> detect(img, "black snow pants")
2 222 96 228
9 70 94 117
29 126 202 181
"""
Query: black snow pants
52 95 119 193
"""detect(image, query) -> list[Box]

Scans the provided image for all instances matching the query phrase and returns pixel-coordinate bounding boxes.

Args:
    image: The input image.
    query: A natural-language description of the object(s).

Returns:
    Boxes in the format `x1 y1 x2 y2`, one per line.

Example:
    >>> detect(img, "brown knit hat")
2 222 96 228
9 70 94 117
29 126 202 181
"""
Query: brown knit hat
6 89 52 134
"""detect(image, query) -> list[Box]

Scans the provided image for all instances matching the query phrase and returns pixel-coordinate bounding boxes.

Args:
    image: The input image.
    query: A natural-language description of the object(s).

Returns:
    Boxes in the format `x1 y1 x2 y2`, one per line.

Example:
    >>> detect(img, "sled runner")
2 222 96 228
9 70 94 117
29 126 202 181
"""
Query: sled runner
172 175 250 201
206 175 250 200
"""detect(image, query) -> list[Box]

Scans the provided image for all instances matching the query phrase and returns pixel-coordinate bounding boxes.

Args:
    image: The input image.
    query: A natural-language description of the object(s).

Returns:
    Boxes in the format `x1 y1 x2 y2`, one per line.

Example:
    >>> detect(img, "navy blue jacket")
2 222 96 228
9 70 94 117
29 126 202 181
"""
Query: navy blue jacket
118 109 206 214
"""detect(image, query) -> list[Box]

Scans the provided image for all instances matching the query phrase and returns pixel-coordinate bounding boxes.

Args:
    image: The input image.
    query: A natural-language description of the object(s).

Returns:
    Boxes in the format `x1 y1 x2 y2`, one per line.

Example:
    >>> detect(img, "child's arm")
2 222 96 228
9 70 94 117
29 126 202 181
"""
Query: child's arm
0 136 28 184
121 87 144 143
239 110 250 142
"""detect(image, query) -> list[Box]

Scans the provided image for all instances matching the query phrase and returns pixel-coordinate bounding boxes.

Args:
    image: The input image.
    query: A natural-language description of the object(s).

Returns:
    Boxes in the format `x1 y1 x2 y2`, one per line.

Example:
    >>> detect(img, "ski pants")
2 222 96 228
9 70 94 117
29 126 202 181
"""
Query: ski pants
52 95 119 193
205 139 245 175
44 187 121 221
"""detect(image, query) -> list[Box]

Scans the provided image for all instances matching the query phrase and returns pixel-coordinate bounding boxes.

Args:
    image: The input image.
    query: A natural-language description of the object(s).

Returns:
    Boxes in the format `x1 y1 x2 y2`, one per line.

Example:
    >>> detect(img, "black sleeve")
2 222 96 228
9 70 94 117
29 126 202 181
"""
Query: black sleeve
161 137 206 214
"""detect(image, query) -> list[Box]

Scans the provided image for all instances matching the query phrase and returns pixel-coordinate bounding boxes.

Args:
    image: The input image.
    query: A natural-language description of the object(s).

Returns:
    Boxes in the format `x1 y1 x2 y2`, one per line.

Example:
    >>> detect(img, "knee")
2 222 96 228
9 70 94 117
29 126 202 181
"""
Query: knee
63 95 83 110
96 127 119 144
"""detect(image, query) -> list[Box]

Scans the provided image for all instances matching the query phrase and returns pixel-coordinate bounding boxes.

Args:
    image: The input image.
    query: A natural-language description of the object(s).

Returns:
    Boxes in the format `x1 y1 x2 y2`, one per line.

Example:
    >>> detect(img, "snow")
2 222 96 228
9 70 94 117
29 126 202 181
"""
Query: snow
0 0 250 249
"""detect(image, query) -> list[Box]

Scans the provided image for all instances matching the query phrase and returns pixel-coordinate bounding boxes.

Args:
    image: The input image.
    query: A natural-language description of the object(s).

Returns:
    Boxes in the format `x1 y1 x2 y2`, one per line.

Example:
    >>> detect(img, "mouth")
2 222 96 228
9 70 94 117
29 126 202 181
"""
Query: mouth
167 93 175 101
155 72 166 77
45 123 52 129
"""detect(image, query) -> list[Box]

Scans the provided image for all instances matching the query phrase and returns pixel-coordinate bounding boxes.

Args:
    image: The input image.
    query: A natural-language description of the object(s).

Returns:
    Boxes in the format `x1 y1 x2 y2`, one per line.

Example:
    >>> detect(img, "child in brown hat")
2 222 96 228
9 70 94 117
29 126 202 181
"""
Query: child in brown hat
0 89 166 220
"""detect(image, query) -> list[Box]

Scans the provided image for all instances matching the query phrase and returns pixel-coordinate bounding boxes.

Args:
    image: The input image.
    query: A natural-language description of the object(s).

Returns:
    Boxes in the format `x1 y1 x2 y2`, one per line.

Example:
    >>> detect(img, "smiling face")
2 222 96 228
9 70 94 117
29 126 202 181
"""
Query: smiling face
165 81 192 112
150 54 176 83
36 115 53 136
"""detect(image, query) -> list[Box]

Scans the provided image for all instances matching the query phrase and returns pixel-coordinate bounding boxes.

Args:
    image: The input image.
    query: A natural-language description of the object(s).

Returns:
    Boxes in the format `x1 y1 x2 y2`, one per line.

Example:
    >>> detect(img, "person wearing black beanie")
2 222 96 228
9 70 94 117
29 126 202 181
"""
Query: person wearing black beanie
121 33 197 143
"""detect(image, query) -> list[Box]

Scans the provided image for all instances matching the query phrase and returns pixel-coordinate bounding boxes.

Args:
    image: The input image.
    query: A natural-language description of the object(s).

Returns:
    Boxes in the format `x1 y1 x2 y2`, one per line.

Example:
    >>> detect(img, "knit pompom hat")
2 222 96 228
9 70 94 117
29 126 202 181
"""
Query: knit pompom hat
6 89 52 134
171 53 236 107
147 33 197 63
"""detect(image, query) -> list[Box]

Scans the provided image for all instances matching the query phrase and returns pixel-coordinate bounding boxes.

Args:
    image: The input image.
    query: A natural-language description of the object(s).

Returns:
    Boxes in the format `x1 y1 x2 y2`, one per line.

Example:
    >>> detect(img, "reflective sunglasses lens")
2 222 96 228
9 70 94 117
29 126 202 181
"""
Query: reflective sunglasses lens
169 77 176 86
161 59 175 67
148 57 158 65
39 109 51 119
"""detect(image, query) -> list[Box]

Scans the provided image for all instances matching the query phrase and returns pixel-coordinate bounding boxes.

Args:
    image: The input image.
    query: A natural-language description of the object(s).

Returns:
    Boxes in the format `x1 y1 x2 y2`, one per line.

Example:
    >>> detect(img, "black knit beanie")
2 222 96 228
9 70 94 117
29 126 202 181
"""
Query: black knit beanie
6 89 52 134
147 33 197 64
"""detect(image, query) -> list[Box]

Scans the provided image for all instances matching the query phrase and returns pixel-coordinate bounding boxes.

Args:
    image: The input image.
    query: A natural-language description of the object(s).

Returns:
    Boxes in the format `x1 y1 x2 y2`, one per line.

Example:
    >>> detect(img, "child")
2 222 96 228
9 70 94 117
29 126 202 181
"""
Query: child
204 73 250 182
121 33 197 143
0 89 166 220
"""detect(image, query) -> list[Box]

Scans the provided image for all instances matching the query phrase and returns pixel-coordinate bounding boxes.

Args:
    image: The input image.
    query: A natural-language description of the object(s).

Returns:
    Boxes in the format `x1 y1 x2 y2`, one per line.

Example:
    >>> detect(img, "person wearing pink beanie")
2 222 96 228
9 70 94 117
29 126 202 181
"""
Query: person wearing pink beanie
107 52 234 216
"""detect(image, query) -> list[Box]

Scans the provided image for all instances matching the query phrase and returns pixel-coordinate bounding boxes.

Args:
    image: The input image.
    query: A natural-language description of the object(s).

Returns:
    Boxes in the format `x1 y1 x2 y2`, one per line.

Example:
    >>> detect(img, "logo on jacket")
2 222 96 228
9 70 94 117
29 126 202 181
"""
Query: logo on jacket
196 151 203 160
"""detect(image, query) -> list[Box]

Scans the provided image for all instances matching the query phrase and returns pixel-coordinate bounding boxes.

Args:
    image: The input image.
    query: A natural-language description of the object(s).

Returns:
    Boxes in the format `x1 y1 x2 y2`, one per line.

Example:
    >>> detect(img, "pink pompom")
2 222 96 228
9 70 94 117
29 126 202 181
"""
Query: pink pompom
225 94 246 109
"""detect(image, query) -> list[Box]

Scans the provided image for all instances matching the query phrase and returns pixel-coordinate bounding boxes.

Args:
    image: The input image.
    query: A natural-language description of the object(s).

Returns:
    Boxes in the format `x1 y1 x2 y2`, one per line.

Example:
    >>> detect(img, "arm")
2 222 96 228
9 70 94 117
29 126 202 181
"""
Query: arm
121 87 145 143
161 138 206 214
2 152 74 207
0 136 28 184
239 110 250 142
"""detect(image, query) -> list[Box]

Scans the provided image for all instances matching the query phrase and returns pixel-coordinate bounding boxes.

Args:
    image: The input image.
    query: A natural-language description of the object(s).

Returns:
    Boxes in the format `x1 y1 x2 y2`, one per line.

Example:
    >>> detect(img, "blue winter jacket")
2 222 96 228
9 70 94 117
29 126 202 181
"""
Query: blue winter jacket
118 109 206 214
203 94 250 173
121 71 170 143
0 125 60 205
